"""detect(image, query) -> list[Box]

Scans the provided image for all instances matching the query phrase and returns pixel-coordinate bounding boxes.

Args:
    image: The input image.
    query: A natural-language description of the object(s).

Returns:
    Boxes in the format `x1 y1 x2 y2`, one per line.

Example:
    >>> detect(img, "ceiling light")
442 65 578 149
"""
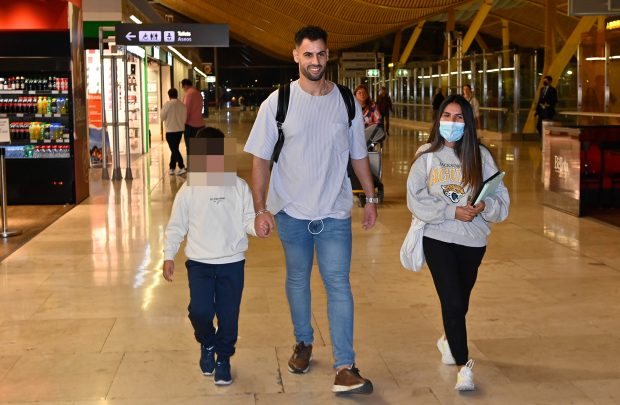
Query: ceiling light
168 46 192 65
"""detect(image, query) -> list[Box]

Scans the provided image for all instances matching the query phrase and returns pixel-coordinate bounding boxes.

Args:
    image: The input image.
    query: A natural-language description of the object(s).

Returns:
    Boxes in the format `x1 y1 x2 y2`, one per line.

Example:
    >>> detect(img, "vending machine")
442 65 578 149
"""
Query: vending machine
0 30 89 205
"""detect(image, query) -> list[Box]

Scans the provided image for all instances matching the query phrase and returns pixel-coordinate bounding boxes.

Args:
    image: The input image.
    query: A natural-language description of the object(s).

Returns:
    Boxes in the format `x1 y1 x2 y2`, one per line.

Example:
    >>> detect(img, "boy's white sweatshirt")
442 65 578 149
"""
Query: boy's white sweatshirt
164 177 257 264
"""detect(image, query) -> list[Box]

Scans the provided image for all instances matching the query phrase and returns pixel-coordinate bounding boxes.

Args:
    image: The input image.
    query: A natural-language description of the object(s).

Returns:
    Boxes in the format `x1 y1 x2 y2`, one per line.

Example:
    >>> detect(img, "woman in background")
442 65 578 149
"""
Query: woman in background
354 84 381 127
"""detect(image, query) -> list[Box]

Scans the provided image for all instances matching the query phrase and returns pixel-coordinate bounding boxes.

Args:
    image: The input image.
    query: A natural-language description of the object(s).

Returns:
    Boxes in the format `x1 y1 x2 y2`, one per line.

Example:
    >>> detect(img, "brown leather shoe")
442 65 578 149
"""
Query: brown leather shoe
288 342 312 374
332 365 373 394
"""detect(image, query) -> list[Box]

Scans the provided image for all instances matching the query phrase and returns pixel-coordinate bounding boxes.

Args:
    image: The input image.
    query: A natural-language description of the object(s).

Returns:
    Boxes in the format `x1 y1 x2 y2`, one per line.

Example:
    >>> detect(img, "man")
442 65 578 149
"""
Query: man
160 88 187 175
244 26 377 395
376 86 393 134
535 75 558 135
181 78 205 154
463 84 480 129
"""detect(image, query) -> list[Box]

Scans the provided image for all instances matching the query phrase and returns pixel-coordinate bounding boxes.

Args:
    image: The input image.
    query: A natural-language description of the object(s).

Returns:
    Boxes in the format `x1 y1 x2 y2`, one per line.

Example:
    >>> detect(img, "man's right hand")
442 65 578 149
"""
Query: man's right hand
255 212 276 237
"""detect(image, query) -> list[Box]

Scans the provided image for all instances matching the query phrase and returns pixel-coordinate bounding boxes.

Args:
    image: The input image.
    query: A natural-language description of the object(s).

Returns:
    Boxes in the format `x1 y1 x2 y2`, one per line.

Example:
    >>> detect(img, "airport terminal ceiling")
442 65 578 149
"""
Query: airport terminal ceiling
153 0 582 60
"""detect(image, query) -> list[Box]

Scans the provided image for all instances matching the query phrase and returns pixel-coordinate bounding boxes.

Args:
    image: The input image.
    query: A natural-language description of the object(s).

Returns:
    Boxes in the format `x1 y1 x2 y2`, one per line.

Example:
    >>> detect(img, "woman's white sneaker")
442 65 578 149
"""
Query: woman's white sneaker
436 335 456 365
455 359 475 391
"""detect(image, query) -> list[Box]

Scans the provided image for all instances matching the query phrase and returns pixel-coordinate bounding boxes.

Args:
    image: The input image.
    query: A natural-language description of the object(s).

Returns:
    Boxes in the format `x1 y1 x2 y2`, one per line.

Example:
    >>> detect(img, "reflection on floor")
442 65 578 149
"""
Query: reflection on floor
0 110 619 404
0 205 74 261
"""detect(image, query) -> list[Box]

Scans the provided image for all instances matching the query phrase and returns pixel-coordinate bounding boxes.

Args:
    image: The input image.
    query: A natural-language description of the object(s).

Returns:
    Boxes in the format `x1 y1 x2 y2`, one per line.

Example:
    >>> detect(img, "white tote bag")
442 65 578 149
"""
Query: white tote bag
400 216 426 271
400 152 433 272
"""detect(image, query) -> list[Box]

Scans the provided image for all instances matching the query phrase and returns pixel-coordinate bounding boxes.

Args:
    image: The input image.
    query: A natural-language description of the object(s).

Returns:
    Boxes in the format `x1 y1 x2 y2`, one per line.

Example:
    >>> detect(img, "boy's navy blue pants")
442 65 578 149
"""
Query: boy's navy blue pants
186 259 245 359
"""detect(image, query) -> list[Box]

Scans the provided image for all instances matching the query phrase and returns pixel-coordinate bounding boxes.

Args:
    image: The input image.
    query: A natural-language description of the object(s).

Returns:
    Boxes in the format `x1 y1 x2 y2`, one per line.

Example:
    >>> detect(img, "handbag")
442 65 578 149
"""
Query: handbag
400 216 426 271
400 152 433 272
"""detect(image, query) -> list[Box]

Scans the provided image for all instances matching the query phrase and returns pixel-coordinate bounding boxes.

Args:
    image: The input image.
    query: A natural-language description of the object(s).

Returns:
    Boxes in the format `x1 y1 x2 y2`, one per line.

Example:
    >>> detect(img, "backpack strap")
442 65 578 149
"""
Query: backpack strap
336 83 356 127
272 83 290 163
272 82 354 164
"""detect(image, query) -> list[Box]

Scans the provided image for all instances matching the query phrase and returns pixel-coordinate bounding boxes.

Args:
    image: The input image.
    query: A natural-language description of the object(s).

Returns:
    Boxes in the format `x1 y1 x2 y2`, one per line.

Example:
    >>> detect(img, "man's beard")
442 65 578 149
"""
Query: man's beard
301 64 325 81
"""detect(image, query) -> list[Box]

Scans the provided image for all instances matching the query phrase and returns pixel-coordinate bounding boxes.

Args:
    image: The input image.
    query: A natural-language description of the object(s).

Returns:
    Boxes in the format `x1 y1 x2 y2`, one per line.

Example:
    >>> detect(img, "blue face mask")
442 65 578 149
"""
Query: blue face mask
439 121 465 142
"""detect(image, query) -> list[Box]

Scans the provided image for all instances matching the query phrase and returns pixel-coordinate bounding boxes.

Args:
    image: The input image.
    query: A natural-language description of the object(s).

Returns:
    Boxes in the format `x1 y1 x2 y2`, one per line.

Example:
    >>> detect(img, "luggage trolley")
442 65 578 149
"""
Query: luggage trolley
351 123 386 207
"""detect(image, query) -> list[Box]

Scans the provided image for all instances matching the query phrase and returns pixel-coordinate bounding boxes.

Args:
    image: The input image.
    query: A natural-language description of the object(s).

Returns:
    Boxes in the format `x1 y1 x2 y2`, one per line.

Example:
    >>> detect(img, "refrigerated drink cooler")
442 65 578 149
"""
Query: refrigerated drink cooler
0 30 89 205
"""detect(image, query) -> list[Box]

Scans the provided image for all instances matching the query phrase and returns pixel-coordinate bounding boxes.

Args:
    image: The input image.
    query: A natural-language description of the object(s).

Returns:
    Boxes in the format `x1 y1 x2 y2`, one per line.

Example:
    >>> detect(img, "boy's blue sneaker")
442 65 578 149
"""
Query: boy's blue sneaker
200 345 215 376
214 358 232 386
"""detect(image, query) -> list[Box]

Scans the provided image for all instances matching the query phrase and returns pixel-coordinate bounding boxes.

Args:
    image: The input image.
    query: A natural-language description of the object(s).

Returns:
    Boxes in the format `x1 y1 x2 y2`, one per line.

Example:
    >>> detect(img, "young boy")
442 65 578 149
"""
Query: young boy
163 127 256 385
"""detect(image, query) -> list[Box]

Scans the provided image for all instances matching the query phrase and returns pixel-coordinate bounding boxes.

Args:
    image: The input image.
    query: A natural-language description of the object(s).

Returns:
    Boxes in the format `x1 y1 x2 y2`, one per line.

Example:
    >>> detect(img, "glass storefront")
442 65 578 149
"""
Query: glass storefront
85 47 145 165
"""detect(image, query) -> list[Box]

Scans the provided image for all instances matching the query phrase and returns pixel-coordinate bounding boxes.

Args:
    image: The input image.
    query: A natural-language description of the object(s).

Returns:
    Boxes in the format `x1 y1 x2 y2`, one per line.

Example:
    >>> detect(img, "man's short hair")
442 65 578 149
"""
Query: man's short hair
464 84 472 90
181 78 192 87
294 26 327 47
196 127 225 139
544 75 553 82
168 88 178 98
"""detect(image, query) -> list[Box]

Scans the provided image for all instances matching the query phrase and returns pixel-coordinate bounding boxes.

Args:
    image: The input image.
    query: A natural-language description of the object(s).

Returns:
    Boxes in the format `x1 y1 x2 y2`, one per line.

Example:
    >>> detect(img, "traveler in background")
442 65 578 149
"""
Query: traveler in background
376 86 393 135
244 25 376 395
181 78 205 154
354 84 381 128
160 88 187 175
407 95 509 392
163 127 257 387
535 75 558 135
432 87 445 121
462 84 480 129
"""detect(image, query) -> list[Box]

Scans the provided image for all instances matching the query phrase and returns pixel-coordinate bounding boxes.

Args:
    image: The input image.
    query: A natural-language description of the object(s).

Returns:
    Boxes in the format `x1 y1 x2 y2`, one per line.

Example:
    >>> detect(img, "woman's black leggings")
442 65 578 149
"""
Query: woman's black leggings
423 236 486 366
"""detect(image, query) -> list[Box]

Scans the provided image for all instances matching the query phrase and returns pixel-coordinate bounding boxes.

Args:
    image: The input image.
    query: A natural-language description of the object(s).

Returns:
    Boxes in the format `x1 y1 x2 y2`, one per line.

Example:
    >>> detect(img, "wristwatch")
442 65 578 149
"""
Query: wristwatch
365 196 379 204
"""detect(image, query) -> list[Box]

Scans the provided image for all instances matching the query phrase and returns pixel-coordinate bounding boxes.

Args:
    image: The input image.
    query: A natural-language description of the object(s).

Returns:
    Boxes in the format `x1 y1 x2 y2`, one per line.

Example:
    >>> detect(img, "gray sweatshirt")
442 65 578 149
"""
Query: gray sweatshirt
406 143 510 247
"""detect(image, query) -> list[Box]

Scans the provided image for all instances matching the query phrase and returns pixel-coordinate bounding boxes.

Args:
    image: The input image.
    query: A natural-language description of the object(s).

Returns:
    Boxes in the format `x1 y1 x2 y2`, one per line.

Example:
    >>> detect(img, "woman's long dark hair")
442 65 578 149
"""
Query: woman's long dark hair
414 94 485 193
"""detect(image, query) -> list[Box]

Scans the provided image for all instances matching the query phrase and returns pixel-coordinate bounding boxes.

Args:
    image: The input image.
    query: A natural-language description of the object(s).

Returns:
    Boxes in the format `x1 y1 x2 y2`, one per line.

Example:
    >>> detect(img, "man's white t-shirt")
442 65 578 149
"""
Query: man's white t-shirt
244 80 367 220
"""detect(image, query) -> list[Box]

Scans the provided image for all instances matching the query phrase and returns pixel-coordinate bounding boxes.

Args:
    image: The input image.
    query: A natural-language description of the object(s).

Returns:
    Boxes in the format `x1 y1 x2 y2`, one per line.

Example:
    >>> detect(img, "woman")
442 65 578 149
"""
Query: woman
406 95 509 391
354 84 381 127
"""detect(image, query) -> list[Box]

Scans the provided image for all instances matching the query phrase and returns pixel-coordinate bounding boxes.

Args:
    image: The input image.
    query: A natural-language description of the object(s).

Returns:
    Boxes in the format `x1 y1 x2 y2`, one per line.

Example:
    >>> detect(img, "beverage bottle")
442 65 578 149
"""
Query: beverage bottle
51 97 57 114
34 122 41 141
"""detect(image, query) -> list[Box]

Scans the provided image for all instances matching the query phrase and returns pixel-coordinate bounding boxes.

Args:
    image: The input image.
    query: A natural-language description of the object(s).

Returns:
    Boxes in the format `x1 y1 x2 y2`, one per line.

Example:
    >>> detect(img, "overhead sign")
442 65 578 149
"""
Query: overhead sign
341 61 376 69
342 70 367 78
341 52 383 60
366 69 380 77
568 0 620 15
115 24 229 47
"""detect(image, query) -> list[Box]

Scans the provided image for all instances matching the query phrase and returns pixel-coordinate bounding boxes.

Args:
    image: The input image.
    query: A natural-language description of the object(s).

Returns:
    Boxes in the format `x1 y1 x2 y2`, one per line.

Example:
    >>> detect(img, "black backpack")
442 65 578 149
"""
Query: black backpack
271 83 356 163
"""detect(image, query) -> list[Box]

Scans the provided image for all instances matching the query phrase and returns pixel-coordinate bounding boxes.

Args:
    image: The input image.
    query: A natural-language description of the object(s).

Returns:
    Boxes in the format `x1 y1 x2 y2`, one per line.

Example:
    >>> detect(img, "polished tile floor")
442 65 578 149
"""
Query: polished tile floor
0 110 619 404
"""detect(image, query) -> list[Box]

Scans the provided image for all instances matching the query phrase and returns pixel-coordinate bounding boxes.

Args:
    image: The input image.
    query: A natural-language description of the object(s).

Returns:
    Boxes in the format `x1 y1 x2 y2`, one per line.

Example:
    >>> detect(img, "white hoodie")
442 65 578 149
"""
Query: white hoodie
164 177 257 264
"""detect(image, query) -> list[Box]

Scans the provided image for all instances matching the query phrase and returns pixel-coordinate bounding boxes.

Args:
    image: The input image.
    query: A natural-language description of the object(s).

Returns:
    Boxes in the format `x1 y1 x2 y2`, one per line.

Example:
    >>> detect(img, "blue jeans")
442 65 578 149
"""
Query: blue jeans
275 211 354 368
186 259 245 359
